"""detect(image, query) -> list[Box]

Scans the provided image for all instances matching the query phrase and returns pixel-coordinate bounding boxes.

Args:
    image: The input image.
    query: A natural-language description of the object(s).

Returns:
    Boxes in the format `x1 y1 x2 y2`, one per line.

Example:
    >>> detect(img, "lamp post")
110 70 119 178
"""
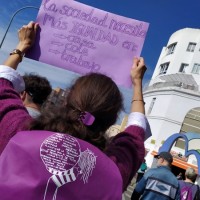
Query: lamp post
0 6 39 49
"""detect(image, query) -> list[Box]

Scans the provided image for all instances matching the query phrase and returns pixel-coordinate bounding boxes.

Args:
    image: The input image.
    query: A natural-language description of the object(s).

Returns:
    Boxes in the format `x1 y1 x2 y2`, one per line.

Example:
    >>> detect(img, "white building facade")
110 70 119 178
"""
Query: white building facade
143 28 200 173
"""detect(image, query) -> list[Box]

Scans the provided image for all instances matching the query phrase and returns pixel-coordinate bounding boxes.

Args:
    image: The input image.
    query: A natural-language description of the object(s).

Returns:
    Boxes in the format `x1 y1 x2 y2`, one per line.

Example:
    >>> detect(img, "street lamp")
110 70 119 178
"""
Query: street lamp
0 6 39 49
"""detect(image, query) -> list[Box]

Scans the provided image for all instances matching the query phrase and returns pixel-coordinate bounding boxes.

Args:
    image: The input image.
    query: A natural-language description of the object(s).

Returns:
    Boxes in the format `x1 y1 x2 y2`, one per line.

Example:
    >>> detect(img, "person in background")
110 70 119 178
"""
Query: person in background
177 172 183 180
0 21 151 199
136 159 147 183
20 73 52 118
179 167 200 200
131 151 180 200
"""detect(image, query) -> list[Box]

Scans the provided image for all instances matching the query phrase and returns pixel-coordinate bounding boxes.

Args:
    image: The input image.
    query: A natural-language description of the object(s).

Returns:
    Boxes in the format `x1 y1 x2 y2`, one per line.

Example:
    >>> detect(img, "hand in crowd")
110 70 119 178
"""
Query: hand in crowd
16 21 39 53
130 57 147 86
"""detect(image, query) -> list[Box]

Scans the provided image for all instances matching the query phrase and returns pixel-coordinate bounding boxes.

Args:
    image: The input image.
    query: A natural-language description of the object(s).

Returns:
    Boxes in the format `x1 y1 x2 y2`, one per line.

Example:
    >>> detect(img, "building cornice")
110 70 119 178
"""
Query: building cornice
144 87 200 99
147 115 182 125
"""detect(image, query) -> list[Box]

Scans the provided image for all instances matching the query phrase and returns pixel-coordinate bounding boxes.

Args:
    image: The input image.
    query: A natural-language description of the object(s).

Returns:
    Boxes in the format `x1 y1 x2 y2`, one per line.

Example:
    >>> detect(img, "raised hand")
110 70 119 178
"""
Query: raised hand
17 21 39 53
130 57 147 114
3 21 39 70
131 57 147 86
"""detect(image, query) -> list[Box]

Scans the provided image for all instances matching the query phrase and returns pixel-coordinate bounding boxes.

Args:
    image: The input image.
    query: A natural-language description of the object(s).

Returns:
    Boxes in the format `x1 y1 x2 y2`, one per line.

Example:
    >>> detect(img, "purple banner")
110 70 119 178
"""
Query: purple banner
27 0 149 88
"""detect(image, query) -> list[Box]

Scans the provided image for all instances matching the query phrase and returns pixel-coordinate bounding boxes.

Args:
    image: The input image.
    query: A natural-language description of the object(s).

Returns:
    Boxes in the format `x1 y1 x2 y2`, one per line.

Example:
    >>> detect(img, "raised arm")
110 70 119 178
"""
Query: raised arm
3 21 38 70
126 57 151 140
0 22 39 154
105 57 151 191
130 57 146 114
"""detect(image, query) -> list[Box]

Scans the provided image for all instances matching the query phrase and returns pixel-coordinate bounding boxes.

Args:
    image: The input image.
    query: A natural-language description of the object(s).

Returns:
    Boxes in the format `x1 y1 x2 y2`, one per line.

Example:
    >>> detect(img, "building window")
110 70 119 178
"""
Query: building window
175 138 185 150
159 62 169 75
148 97 156 115
166 42 177 55
179 63 189 73
150 139 156 144
191 63 200 74
187 42 196 52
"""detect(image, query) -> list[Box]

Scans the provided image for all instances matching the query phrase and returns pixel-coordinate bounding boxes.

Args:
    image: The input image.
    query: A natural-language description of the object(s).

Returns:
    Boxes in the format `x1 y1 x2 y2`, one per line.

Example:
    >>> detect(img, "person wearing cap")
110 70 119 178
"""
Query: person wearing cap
20 74 52 118
131 151 180 200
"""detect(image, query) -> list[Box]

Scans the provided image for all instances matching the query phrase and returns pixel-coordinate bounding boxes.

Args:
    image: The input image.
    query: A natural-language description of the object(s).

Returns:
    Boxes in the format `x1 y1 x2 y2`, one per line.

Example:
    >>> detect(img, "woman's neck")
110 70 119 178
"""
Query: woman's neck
25 103 40 111
185 178 193 184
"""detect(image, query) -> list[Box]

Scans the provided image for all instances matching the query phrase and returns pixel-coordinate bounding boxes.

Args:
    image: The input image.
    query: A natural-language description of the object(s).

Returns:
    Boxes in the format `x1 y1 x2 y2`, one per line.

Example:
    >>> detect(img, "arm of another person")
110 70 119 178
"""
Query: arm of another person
131 169 151 200
175 183 180 200
195 185 200 200
105 58 151 191
131 179 145 200
0 22 38 154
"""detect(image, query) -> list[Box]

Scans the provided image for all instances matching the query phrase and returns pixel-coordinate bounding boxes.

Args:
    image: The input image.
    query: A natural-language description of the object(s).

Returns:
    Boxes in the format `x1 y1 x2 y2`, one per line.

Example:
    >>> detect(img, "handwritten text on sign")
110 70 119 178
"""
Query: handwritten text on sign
27 0 149 88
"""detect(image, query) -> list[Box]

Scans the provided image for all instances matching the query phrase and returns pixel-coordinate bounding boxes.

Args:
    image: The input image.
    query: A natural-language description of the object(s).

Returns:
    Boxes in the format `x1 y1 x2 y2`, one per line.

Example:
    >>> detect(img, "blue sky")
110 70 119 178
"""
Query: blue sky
0 0 200 114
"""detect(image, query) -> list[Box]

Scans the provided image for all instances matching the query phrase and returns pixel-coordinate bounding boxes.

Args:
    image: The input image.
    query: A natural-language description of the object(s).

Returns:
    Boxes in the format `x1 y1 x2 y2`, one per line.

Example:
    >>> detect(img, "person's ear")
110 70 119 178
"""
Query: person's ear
20 91 26 101
160 157 164 163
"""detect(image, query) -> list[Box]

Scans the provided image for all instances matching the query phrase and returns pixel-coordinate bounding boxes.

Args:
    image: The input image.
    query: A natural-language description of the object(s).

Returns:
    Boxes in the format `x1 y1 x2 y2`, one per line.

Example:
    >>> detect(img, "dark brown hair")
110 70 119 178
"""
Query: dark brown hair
30 73 123 150
23 73 52 105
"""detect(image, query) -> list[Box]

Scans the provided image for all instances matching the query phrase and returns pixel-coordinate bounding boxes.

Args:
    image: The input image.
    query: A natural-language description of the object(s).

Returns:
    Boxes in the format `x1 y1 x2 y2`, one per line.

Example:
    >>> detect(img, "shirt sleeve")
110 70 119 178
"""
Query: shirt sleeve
0 65 31 154
175 184 180 200
105 112 151 191
134 169 152 193
126 112 152 140
0 65 25 93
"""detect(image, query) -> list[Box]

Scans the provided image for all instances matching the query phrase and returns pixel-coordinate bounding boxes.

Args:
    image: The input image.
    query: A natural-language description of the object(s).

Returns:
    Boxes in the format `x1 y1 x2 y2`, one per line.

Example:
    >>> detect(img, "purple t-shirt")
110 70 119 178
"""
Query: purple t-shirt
179 180 200 200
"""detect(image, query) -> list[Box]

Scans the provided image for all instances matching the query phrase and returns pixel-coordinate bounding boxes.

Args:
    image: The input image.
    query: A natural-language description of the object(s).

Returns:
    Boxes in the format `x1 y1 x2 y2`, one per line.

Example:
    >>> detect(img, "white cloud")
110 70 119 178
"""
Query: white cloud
0 48 133 116
19 57 80 89
0 49 78 88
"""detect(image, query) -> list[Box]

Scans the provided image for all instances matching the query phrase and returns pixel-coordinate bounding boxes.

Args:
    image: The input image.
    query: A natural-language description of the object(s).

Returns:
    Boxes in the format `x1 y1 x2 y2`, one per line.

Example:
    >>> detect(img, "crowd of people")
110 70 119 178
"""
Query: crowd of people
131 151 180 199
131 152 200 200
0 21 199 200
0 21 151 199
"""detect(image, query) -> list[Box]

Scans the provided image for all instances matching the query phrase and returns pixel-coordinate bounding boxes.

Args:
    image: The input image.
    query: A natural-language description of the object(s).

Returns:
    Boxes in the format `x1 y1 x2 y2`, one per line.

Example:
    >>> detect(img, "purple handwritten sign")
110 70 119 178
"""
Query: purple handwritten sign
27 0 149 88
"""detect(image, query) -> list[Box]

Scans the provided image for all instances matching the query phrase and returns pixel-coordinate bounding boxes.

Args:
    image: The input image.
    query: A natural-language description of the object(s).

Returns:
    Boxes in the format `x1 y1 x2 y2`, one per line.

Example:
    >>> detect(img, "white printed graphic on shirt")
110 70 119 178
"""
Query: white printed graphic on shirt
40 133 97 200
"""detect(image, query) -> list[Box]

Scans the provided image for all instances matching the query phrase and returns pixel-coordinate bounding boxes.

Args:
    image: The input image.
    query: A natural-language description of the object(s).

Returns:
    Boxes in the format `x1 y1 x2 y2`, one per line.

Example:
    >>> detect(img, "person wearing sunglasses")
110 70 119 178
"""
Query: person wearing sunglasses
131 151 180 200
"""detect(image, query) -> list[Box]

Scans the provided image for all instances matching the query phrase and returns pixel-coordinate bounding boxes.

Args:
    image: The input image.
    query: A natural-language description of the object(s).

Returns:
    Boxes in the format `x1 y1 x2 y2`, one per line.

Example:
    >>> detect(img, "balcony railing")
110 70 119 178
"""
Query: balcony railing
144 81 199 92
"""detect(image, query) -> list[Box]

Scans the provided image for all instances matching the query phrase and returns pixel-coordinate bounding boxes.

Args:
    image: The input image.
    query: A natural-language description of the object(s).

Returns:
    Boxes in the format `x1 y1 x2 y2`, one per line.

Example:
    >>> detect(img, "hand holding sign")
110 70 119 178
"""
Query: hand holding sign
131 57 147 86
17 21 39 53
